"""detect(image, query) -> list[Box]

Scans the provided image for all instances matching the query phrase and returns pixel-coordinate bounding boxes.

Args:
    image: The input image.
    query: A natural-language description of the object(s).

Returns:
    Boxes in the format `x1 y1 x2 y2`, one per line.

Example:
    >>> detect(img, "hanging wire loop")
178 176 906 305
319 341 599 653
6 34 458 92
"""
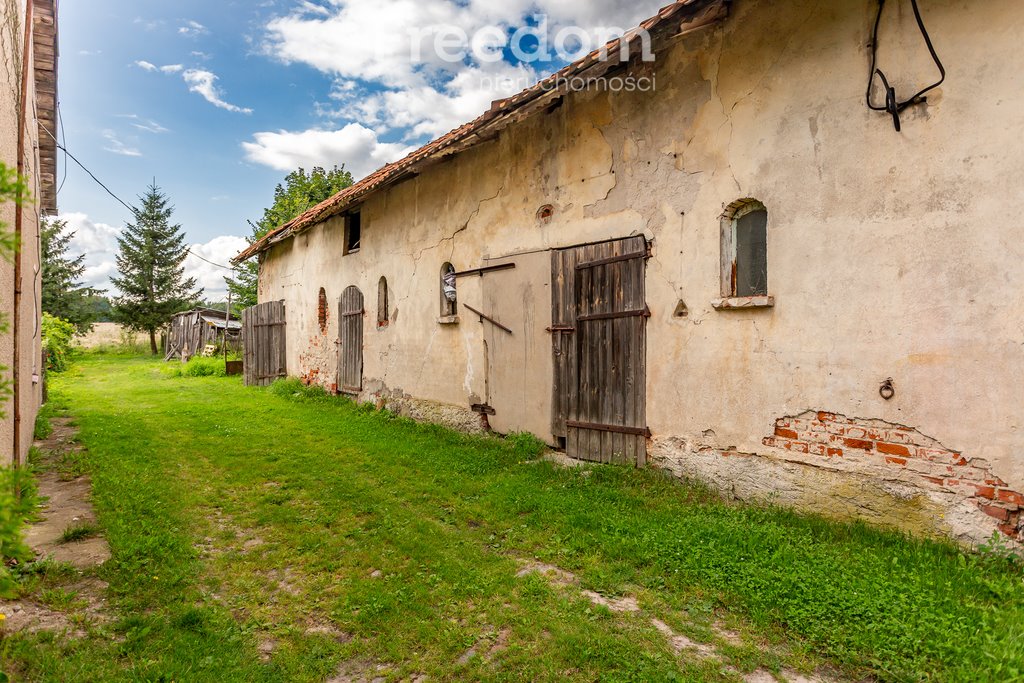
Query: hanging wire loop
866 0 946 132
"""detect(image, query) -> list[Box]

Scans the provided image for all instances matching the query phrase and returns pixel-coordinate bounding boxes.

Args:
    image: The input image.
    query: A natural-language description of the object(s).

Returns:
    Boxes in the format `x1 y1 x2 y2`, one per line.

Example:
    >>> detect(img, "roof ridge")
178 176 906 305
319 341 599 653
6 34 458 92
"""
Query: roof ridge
234 0 721 264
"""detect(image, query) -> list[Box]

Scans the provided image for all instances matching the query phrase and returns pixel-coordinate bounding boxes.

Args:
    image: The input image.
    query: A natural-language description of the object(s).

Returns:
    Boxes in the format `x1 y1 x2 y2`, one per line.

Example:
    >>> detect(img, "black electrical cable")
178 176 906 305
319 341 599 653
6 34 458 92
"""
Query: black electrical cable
56 100 68 195
866 0 946 132
39 123 239 271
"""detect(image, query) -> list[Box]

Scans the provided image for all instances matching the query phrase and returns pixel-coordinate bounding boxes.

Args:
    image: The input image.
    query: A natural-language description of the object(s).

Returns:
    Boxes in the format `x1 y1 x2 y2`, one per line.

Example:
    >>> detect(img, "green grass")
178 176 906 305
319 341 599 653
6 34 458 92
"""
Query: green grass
2 355 1023 682
58 523 100 544
32 407 53 441
162 355 229 378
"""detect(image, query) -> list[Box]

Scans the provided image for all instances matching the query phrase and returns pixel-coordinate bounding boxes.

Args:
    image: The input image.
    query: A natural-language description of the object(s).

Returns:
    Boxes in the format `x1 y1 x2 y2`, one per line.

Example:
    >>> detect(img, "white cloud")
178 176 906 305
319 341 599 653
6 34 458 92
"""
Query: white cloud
178 20 208 38
133 17 165 31
134 60 158 71
191 50 212 60
242 123 414 178
160 64 184 73
102 130 142 157
257 0 669 175
59 212 246 302
182 69 253 114
59 212 120 292
117 114 170 134
185 235 249 301
333 61 536 139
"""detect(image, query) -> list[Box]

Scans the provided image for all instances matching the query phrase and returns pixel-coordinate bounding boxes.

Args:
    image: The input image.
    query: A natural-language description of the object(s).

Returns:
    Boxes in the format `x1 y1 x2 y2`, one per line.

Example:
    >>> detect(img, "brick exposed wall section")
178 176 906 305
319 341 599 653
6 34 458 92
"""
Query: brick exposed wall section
763 411 1023 541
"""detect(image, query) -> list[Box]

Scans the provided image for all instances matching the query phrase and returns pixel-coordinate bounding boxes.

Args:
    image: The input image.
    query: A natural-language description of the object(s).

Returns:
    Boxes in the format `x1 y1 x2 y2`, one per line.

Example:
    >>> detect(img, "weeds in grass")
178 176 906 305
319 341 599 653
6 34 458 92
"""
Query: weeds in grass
33 409 52 440
269 377 333 402
978 531 1024 567
59 523 100 544
52 449 89 480
163 356 229 378
505 431 547 459
38 587 79 610
0 468 39 598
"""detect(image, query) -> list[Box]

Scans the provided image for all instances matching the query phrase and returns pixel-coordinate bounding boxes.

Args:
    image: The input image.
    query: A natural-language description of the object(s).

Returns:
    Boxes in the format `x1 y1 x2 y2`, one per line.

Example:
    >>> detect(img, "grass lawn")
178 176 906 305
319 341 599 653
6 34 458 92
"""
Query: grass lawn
3 354 1024 682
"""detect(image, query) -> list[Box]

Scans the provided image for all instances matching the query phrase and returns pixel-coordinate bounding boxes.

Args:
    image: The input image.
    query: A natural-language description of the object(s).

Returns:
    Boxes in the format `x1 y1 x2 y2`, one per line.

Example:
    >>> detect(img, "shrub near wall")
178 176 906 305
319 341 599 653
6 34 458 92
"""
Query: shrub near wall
42 313 76 373
0 468 35 598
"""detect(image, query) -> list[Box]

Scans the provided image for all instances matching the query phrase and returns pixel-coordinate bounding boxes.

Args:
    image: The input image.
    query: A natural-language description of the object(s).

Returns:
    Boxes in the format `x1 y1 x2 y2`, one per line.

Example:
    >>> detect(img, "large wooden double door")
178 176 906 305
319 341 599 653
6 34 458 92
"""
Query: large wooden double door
551 237 648 465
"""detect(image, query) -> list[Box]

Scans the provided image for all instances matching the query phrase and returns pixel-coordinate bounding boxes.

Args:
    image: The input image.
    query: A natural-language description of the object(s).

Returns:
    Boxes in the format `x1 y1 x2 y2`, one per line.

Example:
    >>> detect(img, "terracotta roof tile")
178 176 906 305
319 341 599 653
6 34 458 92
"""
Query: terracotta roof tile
234 0 722 263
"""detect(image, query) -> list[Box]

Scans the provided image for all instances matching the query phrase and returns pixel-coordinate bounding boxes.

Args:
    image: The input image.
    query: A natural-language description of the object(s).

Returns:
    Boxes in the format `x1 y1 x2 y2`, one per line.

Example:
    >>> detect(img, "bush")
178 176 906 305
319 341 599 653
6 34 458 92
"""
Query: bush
42 313 76 373
163 356 228 378
0 468 37 598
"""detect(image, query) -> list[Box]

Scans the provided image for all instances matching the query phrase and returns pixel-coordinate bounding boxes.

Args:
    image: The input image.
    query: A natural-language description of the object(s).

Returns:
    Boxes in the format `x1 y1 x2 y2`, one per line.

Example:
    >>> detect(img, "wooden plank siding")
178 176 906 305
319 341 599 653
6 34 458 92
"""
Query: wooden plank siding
552 237 648 466
242 301 287 386
33 0 58 214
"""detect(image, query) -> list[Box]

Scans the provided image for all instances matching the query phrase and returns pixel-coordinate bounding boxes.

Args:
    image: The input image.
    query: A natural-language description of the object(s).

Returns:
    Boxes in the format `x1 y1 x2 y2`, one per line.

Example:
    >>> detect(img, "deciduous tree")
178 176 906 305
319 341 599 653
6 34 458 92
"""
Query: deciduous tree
227 166 353 309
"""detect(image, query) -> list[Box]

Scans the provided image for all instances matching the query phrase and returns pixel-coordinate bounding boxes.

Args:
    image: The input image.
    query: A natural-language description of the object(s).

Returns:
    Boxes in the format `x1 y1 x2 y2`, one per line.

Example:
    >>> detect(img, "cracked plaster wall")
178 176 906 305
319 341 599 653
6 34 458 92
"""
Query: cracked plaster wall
258 0 1024 544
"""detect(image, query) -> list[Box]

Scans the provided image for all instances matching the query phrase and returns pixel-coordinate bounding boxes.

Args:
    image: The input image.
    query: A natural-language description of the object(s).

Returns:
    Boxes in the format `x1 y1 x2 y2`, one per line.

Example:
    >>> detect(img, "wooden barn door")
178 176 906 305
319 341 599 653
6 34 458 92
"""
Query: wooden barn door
552 237 648 465
242 301 287 387
338 286 364 395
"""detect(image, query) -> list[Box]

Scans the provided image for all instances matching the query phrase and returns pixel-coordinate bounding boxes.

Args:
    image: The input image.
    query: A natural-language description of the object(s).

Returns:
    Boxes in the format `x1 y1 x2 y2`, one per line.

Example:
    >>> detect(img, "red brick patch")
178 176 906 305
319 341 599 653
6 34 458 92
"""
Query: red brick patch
997 489 1024 506
877 442 912 457
764 411 1023 542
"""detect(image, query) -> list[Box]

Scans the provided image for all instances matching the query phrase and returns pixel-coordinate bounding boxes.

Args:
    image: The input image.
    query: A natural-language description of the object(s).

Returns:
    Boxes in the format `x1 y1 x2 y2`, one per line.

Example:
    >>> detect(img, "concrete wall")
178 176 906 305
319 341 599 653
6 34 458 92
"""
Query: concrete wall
259 0 1024 546
0 0 45 467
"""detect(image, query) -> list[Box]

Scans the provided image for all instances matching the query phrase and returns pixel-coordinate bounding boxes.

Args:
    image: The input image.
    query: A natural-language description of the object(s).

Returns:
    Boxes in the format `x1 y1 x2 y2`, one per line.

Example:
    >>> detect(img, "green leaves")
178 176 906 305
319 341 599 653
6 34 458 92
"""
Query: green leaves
41 313 76 372
228 166 354 308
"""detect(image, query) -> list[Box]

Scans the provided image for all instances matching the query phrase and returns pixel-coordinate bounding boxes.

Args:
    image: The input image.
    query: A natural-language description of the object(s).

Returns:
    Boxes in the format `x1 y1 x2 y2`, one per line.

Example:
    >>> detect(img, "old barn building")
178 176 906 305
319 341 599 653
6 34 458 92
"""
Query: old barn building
235 0 1024 547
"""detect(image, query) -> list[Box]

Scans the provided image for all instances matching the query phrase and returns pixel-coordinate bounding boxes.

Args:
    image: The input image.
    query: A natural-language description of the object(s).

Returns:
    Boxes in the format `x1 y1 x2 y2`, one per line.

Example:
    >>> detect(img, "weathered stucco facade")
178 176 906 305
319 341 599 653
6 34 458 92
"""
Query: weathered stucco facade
0 0 55 467
249 0 1024 546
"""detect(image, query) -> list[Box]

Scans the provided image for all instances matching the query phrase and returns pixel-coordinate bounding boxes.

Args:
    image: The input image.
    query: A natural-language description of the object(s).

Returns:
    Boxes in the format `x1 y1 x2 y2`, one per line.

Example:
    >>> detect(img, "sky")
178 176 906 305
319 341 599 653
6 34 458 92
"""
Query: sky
57 0 668 301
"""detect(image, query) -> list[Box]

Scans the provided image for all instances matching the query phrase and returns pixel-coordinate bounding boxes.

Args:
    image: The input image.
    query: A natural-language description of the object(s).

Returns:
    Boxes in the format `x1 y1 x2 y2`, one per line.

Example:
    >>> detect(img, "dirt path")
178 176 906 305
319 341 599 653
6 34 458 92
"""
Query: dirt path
0 416 110 637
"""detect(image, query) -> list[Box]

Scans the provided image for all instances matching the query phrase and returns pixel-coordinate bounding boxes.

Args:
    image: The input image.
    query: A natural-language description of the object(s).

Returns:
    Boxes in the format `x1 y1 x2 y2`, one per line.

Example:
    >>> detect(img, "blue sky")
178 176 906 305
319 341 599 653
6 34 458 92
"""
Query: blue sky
57 0 667 300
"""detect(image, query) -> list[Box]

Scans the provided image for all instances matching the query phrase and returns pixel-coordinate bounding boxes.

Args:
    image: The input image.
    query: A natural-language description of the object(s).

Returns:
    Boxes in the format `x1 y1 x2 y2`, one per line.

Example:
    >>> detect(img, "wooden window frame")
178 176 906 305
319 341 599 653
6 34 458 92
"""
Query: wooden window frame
714 199 774 310
343 211 361 256
439 262 459 323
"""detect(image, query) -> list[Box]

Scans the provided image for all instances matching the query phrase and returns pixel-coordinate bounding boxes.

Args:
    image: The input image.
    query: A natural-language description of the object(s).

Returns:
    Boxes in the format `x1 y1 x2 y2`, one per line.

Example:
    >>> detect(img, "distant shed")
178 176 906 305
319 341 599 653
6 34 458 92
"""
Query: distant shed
165 308 241 361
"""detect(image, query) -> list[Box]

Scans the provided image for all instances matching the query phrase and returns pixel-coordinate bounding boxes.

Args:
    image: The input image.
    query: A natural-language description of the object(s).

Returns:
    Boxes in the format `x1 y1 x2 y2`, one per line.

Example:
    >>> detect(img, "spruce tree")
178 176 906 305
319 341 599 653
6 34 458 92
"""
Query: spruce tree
112 183 202 354
228 166 352 309
41 217 101 333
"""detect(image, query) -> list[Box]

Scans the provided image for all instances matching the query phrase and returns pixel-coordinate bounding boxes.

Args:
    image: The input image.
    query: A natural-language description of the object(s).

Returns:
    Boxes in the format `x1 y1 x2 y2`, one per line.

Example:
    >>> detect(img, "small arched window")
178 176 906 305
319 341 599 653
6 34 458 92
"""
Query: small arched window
377 276 389 328
720 199 769 301
440 263 457 318
317 287 328 333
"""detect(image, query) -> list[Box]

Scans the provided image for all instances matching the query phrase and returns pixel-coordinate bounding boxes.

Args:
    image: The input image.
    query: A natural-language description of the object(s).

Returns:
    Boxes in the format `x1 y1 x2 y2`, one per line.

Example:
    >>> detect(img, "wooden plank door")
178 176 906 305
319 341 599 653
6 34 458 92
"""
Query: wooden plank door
242 300 287 387
552 237 648 465
339 286 364 394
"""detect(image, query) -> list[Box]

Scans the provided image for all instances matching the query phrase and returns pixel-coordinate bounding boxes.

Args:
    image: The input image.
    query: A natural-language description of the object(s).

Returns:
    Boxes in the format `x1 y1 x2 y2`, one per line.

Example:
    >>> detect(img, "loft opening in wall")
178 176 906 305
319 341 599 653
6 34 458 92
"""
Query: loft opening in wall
377 276 389 328
344 211 361 255
317 287 328 333
719 199 769 300
440 263 457 318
